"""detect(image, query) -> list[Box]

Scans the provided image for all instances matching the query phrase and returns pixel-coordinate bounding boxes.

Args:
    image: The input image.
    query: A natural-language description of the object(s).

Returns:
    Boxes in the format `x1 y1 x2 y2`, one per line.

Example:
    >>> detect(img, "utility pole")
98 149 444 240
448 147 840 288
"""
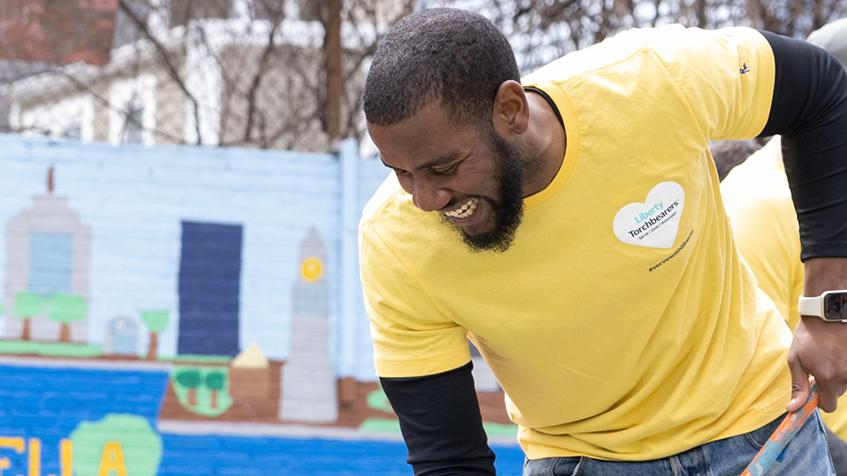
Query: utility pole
324 0 342 146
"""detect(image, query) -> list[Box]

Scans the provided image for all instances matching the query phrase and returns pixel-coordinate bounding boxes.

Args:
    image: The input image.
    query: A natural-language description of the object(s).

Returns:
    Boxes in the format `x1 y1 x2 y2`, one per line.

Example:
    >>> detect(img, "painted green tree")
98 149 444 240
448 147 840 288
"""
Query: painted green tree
175 369 202 406
140 310 169 360
205 371 226 409
47 293 87 343
172 367 233 417
14 291 46 341
71 414 161 476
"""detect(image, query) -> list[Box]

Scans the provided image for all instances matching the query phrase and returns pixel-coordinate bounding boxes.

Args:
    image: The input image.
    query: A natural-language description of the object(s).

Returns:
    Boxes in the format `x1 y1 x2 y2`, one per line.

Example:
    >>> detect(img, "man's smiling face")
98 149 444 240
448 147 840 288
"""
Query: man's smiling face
368 100 526 252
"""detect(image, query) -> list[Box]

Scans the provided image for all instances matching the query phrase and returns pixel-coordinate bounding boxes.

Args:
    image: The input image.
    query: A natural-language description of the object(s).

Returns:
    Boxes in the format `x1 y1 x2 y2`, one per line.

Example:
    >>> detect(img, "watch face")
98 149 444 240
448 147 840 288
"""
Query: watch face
824 292 847 320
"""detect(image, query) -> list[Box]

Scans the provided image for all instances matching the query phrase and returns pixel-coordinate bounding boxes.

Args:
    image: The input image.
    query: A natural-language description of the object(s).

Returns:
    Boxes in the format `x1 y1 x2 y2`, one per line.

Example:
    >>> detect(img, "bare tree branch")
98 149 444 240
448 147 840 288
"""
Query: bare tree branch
118 0 203 144
243 14 284 143
55 68 185 144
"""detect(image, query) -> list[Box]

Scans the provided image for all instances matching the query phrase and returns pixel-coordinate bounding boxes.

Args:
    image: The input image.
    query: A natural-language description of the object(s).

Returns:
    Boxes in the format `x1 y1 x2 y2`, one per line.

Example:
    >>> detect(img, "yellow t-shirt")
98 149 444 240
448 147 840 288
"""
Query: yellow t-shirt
360 25 792 461
722 137 847 437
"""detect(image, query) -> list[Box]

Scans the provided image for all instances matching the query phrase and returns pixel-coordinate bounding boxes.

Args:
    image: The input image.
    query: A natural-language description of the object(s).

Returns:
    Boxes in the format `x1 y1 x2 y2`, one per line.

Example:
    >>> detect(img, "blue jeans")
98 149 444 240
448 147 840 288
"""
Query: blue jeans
523 411 835 475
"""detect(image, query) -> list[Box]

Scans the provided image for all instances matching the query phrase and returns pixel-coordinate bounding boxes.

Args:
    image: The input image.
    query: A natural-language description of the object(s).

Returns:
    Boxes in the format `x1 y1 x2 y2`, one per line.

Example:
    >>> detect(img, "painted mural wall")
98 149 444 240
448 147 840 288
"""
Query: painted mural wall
0 135 521 475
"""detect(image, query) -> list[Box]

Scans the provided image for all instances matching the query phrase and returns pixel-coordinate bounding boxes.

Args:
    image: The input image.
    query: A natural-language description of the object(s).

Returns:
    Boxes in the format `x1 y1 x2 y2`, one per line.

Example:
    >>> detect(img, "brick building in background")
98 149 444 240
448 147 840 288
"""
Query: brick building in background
0 0 118 134
2 0 412 152
0 0 118 66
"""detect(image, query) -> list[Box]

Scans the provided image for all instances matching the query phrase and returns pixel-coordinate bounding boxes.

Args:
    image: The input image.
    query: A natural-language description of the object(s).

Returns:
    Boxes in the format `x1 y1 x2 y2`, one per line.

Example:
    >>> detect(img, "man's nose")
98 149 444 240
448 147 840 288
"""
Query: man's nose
412 179 451 212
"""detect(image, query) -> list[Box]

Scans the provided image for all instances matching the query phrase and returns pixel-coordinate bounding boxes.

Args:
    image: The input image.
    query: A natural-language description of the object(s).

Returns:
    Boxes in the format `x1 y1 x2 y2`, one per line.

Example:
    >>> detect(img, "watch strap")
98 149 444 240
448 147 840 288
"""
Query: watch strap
798 294 823 317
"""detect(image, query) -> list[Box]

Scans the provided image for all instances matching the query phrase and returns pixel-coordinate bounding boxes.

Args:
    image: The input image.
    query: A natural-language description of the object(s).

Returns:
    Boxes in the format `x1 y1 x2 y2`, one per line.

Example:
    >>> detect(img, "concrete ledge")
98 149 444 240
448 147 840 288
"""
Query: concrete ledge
158 419 519 446
158 419 405 441
0 355 173 371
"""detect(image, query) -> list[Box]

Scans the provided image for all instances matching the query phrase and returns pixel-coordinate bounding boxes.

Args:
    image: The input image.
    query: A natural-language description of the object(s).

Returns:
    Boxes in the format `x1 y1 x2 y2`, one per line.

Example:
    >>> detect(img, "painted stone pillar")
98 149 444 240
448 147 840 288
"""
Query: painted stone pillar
280 228 337 422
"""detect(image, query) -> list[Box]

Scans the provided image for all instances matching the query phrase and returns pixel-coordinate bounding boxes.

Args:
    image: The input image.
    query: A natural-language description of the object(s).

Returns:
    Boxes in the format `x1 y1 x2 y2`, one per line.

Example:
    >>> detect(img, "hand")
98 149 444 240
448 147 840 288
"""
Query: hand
787 315 847 412
789 257 847 412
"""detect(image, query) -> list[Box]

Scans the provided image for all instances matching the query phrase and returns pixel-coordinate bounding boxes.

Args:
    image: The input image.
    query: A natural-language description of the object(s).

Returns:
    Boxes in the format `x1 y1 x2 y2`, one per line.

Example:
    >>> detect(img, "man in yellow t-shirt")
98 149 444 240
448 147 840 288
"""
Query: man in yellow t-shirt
722 137 847 475
360 8 847 475
721 19 847 475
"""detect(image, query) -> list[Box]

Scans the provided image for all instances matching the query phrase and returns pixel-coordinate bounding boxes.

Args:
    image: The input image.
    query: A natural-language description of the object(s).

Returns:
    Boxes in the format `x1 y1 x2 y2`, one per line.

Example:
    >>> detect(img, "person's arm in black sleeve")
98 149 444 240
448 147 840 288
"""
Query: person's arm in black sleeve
380 361 496 475
756 30 847 413
757 30 847 260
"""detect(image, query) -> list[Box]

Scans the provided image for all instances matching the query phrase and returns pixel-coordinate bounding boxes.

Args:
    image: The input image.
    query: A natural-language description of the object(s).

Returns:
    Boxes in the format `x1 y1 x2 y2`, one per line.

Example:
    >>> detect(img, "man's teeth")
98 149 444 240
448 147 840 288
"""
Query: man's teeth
444 198 479 219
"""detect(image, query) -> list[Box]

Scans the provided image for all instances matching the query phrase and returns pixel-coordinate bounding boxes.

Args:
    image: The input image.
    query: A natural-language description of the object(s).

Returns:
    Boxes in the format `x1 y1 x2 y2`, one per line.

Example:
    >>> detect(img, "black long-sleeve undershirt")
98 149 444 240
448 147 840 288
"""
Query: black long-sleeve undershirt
380 361 496 475
758 30 847 261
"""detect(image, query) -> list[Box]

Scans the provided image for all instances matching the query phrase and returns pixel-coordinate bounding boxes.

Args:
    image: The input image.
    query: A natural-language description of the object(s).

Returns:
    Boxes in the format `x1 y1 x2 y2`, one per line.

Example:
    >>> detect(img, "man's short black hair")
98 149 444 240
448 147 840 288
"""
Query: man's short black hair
362 8 520 126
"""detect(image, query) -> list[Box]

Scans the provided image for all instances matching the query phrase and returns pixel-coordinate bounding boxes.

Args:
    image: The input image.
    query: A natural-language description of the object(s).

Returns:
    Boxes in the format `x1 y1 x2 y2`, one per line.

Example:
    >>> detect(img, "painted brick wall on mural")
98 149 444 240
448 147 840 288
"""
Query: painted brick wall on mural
0 135 523 475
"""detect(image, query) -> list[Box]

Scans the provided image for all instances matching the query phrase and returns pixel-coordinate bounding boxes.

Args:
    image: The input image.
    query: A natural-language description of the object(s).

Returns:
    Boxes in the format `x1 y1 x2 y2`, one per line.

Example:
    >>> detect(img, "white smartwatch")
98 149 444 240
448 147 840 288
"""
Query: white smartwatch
798 290 847 322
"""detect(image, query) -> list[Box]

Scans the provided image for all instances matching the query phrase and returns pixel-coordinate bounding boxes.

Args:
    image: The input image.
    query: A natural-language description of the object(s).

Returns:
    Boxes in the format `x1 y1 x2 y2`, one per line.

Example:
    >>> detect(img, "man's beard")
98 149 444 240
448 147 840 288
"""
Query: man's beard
443 126 526 253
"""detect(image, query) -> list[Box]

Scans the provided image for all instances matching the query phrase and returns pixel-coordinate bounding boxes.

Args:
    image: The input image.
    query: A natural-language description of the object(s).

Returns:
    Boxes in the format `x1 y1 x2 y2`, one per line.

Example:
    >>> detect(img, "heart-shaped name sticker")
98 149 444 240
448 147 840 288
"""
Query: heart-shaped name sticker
613 181 685 249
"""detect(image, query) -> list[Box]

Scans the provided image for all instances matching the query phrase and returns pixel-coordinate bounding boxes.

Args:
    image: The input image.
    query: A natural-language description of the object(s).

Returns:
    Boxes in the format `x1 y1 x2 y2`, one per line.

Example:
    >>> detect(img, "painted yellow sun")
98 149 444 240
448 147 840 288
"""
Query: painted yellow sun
301 257 323 283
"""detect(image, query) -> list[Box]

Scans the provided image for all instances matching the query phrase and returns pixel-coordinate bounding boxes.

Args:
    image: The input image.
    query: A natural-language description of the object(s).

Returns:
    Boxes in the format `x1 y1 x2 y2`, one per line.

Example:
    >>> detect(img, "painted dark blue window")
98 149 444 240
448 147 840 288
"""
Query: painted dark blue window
178 221 243 357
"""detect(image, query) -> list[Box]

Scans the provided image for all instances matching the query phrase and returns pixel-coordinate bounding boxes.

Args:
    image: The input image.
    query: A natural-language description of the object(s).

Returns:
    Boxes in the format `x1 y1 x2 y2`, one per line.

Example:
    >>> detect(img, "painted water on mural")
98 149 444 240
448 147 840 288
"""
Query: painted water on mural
0 364 524 475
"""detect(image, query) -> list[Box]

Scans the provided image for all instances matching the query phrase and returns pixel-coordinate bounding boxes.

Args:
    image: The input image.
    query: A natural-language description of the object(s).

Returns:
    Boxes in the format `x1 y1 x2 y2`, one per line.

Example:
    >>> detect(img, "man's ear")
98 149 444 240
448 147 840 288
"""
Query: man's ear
491 80 529 137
